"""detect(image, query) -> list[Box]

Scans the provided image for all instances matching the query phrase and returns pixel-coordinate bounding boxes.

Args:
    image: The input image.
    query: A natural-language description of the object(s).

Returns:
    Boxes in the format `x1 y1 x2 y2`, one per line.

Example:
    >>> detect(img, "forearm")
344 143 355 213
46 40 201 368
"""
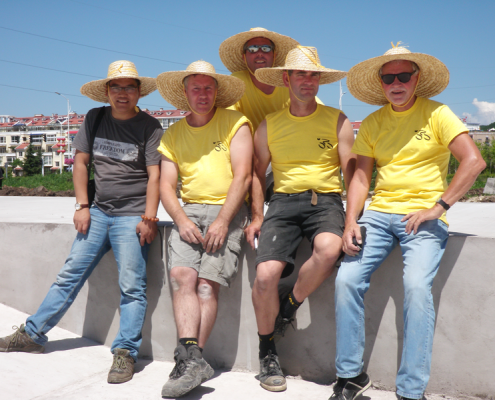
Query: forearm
250 169 266 222
73 159 89 204
144 173 160 218
441 157 485 206
217 173 252 225
345 171 371 223
160 183 190 226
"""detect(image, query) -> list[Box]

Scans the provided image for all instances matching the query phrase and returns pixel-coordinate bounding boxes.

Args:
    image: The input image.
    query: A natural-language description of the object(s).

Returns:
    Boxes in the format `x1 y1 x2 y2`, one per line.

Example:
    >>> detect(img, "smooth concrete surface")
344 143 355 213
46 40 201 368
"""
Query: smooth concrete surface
0 304 463 400
1 197 494 399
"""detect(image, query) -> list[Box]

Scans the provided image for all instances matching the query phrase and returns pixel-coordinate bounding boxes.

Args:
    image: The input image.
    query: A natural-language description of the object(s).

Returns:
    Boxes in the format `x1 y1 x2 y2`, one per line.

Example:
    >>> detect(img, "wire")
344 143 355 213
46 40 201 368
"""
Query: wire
0 59 102 79
0 84 170 109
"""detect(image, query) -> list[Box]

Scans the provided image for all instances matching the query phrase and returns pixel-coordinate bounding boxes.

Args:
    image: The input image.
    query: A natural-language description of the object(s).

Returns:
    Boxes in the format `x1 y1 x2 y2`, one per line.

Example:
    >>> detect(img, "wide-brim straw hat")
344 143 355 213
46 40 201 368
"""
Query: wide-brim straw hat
255 46 347 87
347 43 450 106
80 60 156 103
156 60 245 111
219 27 299 73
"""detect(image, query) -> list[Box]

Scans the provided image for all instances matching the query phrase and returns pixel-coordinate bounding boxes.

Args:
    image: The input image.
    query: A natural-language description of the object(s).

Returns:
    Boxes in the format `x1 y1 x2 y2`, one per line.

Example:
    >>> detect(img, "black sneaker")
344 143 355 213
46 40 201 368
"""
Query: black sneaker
161 345 214 398
329 372 371 400
274 289 297 341
259 351 287 392
397 396 417 400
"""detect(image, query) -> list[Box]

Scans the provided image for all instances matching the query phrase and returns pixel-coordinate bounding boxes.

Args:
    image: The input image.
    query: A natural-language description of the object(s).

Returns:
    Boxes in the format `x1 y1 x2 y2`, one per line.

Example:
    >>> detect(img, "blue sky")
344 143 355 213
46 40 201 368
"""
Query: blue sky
1 0 495 124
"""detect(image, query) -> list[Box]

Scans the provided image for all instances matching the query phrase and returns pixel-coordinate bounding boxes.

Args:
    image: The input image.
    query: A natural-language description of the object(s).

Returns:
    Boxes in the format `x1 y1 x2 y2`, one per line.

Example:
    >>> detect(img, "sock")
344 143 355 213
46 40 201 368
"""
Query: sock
258 332 277 359
179 337 198 352
280 290 303 319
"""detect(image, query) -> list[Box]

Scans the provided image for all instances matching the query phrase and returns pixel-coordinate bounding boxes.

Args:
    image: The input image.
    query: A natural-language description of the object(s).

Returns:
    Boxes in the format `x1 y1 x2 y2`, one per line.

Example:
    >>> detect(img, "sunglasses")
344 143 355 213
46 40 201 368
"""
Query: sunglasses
380 71 416 85
108 86 138 94
245 44 274 54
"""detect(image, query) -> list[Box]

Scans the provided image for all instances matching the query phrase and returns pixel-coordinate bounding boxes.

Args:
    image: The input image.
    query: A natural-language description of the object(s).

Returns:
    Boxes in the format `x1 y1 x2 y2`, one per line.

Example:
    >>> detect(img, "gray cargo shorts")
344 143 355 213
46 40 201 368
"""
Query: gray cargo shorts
168 203 249 287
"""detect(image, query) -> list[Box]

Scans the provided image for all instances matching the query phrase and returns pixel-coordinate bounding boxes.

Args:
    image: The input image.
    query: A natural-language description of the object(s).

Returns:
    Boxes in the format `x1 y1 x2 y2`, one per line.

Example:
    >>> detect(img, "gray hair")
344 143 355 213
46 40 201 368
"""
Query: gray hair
183 74 218 90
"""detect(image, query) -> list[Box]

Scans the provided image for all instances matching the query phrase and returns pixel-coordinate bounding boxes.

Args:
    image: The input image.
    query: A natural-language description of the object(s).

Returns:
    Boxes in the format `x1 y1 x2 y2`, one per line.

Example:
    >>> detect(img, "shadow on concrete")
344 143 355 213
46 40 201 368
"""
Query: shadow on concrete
44 337 100 353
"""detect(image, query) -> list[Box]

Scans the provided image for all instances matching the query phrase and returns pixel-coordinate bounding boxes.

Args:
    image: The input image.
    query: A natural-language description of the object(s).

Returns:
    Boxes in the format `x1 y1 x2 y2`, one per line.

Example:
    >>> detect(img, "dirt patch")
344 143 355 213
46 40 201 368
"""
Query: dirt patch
0 186 75 197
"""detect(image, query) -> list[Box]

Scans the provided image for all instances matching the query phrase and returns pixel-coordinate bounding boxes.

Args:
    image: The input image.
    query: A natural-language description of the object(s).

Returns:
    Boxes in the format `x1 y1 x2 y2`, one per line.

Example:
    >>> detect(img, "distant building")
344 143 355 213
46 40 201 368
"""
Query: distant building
351 121 361 138
463 121 481 131
0 108 189 173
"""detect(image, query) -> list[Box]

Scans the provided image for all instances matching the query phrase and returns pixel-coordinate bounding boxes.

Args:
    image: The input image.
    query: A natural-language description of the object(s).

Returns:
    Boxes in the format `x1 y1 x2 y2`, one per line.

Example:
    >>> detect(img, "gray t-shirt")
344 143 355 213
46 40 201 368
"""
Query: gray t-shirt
73 106 163 216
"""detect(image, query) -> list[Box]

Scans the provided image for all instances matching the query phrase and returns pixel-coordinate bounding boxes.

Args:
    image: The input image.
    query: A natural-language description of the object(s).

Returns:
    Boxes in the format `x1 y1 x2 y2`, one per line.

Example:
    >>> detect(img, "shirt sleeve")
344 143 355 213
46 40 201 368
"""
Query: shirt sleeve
72 110 94 154
351 117 374 158
435 105 469 147
157 128 177 163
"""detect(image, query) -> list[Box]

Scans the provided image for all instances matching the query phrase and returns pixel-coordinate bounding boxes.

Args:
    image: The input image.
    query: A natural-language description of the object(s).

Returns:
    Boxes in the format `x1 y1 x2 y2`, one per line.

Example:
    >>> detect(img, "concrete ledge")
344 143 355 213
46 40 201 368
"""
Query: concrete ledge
1 199 494 398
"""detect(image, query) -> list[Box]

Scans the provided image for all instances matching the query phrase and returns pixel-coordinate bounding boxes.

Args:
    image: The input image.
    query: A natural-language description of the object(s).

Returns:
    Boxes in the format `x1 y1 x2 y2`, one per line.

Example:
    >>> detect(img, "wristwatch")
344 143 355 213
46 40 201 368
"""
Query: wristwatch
75 203 89 211
436 197 450 211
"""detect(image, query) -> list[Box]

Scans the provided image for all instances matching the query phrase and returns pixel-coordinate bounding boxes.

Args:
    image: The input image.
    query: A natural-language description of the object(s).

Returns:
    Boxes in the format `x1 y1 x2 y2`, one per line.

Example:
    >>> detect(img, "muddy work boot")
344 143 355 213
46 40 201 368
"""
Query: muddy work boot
108 348 135 384
161 344 214 398
259 350 287 392
0 324 44 353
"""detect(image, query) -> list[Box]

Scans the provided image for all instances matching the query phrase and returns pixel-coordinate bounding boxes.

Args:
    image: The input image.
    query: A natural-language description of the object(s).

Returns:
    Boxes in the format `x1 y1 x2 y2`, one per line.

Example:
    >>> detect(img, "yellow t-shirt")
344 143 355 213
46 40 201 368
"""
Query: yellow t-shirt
158 108 252 205
228 70 323 133
267 104 343 194
353 97 467 224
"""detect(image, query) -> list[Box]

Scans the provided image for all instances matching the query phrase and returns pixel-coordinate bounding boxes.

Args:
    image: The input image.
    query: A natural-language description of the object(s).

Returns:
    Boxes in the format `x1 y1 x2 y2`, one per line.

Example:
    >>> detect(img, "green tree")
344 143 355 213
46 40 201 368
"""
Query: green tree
23 144 41 176
11 158 23 168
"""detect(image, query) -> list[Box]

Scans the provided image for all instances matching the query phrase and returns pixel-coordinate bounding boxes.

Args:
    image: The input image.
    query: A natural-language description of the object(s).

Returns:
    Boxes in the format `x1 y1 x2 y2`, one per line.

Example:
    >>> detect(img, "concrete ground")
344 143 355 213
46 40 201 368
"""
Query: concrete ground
1 197 493 399
0 304 464 400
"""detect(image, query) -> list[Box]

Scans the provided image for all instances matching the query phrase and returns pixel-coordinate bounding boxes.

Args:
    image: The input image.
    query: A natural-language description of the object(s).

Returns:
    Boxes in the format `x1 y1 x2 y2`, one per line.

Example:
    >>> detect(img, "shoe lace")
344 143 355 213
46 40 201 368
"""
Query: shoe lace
7 325 23 350
111 354 130 371
169 358 189 379
263 352 282 377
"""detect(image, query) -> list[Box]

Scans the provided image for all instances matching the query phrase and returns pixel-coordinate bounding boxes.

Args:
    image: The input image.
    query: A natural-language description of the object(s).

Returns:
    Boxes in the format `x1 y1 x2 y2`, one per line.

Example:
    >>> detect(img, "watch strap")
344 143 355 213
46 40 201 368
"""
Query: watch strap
436 198 450 211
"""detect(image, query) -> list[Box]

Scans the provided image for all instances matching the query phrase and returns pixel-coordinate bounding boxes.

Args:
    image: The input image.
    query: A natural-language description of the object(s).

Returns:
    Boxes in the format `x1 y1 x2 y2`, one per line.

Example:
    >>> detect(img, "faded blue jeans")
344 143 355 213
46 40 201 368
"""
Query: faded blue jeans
25 206 149 361
335 210 448 399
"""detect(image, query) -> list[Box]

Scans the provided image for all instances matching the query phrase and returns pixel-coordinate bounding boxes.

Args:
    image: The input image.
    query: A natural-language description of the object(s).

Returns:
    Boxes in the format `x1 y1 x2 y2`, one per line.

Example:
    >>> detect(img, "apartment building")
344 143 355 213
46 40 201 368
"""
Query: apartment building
0 109 189 174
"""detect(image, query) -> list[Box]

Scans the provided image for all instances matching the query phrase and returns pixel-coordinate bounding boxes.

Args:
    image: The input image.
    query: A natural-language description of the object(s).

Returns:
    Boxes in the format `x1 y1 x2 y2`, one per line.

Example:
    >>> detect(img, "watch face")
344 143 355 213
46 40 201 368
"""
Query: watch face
75 203 81 211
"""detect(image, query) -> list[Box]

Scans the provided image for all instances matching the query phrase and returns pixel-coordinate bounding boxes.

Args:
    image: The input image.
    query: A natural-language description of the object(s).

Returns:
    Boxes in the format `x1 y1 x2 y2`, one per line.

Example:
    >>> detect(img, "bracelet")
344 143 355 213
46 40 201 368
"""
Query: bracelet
141 215 159 222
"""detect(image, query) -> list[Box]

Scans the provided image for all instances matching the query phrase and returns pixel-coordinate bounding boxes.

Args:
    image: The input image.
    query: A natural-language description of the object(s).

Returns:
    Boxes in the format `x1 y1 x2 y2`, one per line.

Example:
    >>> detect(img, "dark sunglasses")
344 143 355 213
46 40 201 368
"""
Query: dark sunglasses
380 71 416 85
244 44 274 54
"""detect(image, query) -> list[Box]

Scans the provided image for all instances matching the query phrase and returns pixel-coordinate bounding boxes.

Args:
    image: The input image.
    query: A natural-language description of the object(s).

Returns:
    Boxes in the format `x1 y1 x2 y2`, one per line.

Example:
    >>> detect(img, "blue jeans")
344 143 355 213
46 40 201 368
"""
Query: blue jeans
25 206 149 361
335 210 448 399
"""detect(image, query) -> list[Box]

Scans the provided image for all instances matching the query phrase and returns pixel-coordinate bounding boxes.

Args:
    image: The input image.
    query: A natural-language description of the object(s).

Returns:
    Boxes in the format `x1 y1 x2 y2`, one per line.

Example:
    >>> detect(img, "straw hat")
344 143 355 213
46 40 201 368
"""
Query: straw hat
80 60 156 103
156 60 245 111
219 27 299 73
255 46 347 87
347 43 450 106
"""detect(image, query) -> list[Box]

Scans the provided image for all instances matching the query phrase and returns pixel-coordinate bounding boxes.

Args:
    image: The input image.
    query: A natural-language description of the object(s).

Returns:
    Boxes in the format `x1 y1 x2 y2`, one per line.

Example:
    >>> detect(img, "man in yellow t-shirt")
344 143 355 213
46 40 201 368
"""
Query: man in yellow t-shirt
332 44 486 400
220 27 323 199
246 46 355 393
155 61 253 398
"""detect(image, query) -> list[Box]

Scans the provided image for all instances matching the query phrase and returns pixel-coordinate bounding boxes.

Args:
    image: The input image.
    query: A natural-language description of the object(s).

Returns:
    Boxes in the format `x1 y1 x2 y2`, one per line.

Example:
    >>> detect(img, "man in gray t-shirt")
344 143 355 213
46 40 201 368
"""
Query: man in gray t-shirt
0 61 162 385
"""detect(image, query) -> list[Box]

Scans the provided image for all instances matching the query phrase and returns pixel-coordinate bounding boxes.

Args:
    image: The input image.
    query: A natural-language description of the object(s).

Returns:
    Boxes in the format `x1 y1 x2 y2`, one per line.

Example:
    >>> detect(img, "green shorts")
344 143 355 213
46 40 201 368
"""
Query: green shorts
168 203 249 287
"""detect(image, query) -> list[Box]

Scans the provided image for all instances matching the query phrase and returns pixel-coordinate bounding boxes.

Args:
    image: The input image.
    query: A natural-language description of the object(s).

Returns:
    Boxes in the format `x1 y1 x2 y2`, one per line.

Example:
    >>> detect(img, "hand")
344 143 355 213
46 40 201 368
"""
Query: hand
73 209 91 234
342 221 363 256
178 218 204 246
204 218 229 253
401 204 444 234
136 220 158 246
244 217 262 250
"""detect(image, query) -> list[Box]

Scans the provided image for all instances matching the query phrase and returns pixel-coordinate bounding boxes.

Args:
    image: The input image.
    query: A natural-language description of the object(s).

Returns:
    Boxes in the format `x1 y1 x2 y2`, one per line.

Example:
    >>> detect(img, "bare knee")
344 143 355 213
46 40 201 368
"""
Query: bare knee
197 279 219 301
254 262 284 294
170 267 198 293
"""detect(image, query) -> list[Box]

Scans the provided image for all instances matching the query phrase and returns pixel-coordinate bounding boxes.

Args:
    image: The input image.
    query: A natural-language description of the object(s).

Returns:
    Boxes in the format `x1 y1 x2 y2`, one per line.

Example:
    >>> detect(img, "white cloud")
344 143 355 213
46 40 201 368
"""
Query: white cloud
463 99 495 125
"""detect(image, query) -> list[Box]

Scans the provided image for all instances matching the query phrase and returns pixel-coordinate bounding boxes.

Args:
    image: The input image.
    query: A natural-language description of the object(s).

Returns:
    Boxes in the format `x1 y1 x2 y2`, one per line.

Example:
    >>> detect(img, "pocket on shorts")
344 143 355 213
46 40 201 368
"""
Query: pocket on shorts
223 238 242 285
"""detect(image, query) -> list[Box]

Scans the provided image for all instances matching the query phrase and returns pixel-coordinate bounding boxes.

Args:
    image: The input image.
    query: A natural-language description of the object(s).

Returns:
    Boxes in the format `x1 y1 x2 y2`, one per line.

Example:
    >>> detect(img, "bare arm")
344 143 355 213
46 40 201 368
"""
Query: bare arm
244 119 271 249
402 132 486 234
204 123 253 253
336 113 357 192
159 156 204 246
135 164 160 246
73 149 91 234
342 155 375 256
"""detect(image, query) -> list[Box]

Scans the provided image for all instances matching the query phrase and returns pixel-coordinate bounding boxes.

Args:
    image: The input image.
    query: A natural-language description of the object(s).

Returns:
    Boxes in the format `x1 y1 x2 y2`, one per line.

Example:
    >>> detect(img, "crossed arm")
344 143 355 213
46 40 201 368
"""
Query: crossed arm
160 123 253 253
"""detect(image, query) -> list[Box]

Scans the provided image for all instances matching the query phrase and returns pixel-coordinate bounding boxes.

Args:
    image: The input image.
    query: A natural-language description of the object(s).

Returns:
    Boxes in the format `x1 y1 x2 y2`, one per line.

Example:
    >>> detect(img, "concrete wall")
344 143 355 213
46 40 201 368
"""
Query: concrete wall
1 222 494 398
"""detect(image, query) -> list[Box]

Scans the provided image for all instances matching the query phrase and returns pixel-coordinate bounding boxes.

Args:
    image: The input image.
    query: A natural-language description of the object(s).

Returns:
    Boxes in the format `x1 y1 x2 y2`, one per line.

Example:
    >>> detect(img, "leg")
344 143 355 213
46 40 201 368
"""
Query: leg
292 232 342 303
24 207 111 345
252 260 287 335
170 266 201 339
395 217 449 399
335 211 397 378
109 215 149 362
197 278 220 349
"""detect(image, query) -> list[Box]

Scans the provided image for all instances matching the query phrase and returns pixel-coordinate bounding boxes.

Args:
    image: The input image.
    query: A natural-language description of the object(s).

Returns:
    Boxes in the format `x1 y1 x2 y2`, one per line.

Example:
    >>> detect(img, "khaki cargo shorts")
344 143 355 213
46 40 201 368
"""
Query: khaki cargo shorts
168 203 249 287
